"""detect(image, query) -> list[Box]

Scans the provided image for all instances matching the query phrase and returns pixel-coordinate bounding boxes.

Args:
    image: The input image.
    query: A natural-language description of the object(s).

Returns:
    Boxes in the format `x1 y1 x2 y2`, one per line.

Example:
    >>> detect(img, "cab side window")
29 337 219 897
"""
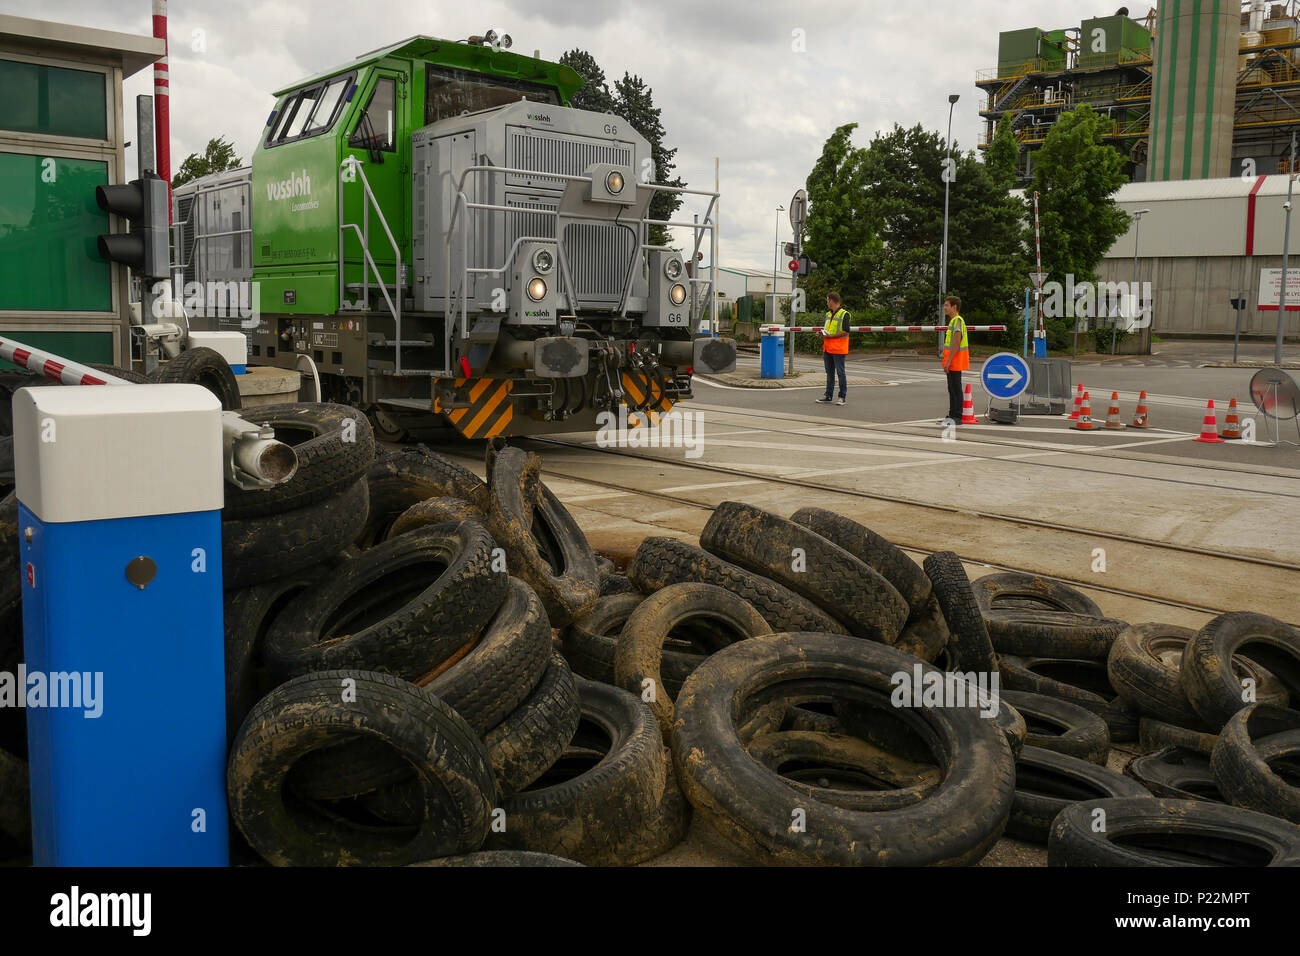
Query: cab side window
348 78 396 152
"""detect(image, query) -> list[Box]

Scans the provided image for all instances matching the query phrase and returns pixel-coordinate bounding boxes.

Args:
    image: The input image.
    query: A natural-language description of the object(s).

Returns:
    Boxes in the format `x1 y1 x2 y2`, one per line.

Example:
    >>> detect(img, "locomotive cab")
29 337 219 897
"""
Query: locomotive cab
180 35 733 440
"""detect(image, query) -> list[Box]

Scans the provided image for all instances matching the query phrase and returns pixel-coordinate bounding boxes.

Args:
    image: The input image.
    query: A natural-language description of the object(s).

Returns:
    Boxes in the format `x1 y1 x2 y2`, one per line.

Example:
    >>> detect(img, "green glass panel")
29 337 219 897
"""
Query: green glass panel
0 59 107 140
0 153 113 312
0 331 112 368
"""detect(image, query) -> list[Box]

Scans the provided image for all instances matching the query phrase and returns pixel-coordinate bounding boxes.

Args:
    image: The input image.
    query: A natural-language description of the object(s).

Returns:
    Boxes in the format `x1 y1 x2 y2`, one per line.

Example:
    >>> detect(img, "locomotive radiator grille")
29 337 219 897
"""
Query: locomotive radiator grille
504 197 635 304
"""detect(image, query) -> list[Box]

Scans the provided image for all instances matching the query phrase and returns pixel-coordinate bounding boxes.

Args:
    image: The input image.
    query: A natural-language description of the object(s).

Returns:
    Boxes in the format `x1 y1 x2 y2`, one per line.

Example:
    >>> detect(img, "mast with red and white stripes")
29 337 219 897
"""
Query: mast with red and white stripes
152 0 172 222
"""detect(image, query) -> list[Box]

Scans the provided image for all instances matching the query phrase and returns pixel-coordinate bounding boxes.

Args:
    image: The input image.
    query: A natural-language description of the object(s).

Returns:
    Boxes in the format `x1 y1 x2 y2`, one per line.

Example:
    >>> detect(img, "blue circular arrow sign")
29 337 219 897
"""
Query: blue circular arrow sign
981 351 1030 400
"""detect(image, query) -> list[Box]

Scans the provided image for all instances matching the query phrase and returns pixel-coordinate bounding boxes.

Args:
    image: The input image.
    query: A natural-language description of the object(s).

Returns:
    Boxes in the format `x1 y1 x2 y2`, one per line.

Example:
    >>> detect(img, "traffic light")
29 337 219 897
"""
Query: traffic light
95 175 169 278
796 255 818 277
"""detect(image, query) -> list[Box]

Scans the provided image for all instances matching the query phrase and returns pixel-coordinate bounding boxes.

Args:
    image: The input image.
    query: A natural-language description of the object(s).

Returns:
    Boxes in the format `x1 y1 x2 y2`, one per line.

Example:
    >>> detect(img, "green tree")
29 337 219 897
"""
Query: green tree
171 136 241 189
558 49 615 113
986 116 1020 188
1030 104 1130 348
613 73 684 247
801 123 880 311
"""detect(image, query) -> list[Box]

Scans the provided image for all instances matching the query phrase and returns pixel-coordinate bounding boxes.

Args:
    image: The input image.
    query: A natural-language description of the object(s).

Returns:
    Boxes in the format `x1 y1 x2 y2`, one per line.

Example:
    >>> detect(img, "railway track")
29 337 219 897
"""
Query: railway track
438 430 1300 623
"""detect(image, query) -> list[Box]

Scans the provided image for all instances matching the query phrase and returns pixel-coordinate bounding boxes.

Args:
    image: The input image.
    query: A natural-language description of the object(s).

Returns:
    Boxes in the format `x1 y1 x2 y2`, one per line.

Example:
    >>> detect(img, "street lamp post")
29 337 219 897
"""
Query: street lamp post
1122 208 1152 356
941 94 959 353
1279 131 1298 366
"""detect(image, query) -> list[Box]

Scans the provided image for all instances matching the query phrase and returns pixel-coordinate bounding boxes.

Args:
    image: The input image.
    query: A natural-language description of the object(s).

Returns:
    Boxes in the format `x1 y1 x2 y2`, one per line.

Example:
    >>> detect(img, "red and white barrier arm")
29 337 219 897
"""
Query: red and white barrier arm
0 336 127 385
759 325 1008 333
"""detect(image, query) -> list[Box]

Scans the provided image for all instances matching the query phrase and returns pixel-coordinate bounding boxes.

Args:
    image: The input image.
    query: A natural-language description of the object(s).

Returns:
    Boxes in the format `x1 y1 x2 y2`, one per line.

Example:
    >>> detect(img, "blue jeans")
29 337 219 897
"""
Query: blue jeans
824 352 846 399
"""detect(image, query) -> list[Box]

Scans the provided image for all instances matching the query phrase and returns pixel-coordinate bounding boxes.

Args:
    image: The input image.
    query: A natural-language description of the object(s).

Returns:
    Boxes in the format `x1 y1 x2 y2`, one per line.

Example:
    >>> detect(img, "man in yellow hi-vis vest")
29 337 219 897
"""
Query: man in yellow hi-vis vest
816 292 851 406
941 295 970 422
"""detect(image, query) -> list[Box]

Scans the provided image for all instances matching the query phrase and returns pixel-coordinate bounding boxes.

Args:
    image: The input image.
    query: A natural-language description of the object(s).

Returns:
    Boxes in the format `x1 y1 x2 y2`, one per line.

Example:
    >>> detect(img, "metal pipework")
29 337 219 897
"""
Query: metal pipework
0 332 297 490
222 413 299 491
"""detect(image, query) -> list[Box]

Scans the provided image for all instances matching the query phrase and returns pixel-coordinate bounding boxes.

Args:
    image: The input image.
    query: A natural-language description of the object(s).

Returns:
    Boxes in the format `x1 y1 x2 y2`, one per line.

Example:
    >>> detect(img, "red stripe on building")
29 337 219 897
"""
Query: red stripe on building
1246 174 1267 255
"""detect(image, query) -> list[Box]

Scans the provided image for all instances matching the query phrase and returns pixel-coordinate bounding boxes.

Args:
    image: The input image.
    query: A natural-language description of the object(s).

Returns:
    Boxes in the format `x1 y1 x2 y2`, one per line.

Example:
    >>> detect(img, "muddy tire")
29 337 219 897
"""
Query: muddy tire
263 519 507 682
1139 717 1219 756
1126 748 1224 802
420 577 551 734
1048 797 1300 867
745 730 941 812
222 479 369 590
227 670 496 866
484 676 669 865
1107 623 1203 725
411 850 583 867
357 446 488 548
1211 704 1300 823
627 536 843 634
999 655 1139 742
923 552 997 674
487 448 599 628
223 571 319 742
790 507 931 611
147 346 241 410
1007 746 1150 843
0 747 30 850
563 592 704 695
599 573 638 596
486 653 582 793
672 632 1015 866
895 595 950 663
223 403 374 519
614 582 771 738
386 496 484 541
1180 612 1300 730
700 502 908 643
985 609 1127 660
1001 690 1110 765
971 572 1102 617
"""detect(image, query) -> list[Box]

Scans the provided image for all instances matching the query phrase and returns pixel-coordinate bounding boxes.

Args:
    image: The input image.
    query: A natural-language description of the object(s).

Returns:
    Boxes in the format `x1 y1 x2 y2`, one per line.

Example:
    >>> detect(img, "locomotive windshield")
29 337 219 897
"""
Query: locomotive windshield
424 64 559 123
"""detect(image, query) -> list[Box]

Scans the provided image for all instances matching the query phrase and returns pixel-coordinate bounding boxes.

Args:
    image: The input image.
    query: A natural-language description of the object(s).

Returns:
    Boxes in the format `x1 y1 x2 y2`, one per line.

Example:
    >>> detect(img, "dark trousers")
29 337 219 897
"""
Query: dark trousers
824 352 847 399
947 370 964 420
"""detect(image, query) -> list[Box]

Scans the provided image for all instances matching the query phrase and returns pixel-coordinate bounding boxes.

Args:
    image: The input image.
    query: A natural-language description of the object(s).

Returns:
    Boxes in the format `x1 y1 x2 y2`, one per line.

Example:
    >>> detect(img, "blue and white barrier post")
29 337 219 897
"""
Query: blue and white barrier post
14 383 229 865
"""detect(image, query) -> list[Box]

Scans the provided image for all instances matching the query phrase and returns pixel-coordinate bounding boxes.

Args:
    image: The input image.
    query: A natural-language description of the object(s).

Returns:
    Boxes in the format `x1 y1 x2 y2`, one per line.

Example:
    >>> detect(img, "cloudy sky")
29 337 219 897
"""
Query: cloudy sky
10 0 1108 269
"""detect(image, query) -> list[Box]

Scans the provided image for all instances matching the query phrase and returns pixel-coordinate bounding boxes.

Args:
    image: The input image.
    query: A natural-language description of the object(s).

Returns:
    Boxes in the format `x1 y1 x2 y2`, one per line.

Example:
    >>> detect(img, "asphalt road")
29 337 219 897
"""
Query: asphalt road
699 351 1300 468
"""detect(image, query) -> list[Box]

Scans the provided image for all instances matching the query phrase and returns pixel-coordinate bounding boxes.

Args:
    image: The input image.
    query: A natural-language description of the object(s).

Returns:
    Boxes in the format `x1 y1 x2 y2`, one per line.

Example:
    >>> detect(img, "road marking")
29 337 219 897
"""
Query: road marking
656 479 768 493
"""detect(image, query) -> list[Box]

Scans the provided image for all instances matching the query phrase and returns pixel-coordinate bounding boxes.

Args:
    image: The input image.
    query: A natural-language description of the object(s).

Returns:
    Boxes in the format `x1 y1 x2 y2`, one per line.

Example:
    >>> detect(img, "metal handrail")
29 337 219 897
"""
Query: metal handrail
338 156 404 373
443 164 720 335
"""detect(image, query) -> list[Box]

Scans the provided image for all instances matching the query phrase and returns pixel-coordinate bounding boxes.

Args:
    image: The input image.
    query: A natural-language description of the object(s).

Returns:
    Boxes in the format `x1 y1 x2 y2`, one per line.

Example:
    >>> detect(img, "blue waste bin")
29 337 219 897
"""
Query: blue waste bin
760 327 785 379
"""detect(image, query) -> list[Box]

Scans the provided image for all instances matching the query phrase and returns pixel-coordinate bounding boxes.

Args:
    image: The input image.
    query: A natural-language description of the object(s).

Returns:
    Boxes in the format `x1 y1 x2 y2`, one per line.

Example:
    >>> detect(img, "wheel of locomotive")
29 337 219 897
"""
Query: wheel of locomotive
367 404 409 444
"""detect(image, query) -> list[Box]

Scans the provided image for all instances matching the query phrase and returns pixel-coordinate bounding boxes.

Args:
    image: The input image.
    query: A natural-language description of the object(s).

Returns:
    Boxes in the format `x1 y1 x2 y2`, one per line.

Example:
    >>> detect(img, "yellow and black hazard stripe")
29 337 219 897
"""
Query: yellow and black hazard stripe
621 371 676 427
444 377 515 438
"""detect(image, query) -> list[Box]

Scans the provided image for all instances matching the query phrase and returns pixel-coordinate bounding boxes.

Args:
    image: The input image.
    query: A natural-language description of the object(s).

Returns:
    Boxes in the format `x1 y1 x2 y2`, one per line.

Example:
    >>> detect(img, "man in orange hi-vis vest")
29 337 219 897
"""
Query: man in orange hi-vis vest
816 292 851 407
941 295 970 423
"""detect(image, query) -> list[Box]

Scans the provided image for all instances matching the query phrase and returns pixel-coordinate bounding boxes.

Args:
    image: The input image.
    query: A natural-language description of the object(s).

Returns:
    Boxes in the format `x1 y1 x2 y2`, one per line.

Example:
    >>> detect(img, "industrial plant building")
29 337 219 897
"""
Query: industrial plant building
979 2 1300 182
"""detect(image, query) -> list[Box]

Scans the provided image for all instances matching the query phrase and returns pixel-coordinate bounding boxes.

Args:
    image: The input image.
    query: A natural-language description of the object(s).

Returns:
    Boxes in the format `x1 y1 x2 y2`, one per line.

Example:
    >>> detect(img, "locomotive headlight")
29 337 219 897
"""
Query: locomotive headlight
527 277 548 301
605 170 625 195
664 257 683 280
532 249 554 274
669 283 687 306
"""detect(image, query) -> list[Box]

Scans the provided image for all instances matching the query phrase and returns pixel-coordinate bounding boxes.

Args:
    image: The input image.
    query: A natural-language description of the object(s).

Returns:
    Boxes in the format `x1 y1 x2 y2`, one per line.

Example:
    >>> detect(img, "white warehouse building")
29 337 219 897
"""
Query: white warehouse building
1099 174 1300 342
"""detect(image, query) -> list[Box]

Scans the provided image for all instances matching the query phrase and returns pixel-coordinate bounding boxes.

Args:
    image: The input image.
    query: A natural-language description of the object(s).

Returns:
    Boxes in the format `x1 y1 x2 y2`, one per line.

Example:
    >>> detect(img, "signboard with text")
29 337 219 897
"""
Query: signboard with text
1257 269 1300 311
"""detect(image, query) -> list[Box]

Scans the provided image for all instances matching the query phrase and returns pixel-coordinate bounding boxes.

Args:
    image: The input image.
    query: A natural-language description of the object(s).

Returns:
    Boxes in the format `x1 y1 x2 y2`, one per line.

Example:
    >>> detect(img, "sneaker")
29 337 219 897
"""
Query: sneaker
836 398 846 406
815 397 833 403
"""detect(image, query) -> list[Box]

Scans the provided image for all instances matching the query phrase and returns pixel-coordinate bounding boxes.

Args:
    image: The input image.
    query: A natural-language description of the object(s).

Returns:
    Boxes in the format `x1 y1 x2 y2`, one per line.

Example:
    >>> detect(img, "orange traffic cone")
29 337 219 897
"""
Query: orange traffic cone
1131 390 1150 428
1195 400 1224 443
1104 391 1126 429
1072 392 1096 430
1068 383 1085 421
961 384 978 425
1221 398 1243 440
